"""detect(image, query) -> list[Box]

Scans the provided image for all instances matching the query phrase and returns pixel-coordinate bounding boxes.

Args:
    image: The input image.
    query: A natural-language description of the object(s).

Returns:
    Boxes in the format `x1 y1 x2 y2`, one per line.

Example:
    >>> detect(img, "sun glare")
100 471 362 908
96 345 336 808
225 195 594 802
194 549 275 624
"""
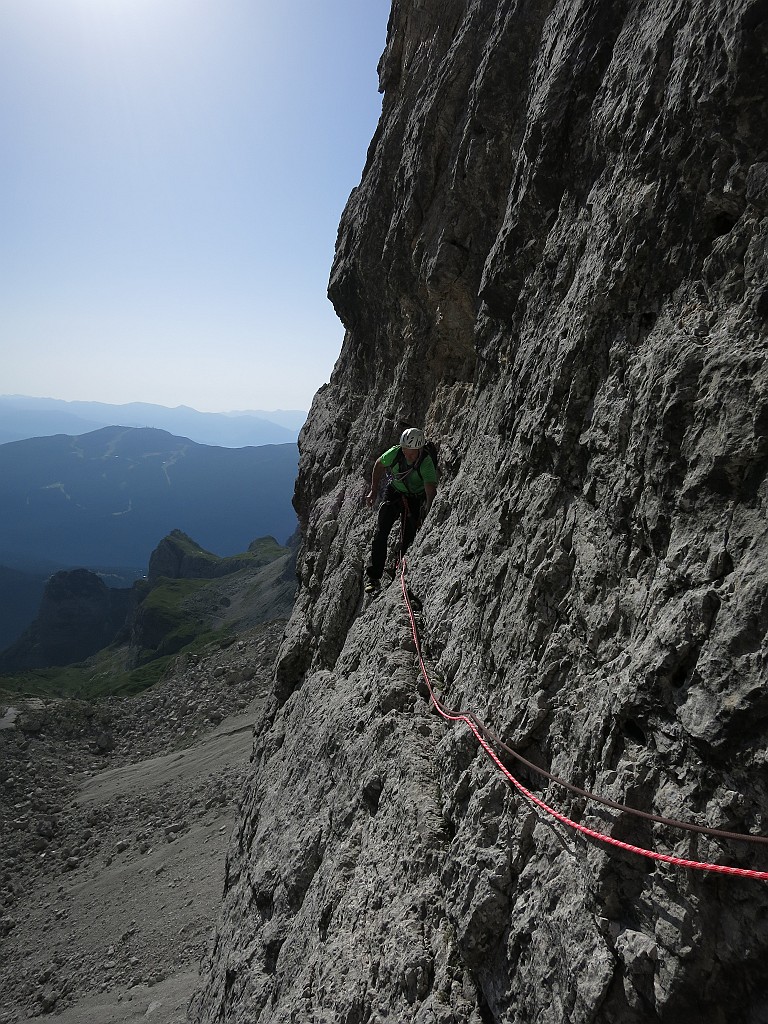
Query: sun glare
70 0 166 21
73 0 184 39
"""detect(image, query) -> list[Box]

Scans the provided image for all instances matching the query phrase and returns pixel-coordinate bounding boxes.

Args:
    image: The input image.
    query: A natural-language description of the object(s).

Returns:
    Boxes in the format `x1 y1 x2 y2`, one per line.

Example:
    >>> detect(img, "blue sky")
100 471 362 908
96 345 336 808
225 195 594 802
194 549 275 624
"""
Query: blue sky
0 0 390 413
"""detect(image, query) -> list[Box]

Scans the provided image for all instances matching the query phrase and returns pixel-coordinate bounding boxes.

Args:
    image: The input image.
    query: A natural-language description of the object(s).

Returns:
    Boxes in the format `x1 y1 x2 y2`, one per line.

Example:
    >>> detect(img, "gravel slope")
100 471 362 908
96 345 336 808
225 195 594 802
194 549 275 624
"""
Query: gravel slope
0 620 285 1024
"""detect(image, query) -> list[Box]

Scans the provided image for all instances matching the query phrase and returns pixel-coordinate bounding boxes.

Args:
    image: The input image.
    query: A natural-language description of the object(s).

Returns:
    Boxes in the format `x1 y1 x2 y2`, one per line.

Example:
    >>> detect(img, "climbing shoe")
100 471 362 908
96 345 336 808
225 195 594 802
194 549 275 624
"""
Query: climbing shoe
364 576 380 595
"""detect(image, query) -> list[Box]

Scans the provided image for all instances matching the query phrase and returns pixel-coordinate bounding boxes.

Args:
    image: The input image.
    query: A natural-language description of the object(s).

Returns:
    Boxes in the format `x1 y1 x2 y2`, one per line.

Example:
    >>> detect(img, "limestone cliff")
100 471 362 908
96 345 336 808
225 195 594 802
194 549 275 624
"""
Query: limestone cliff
192 2 768 1021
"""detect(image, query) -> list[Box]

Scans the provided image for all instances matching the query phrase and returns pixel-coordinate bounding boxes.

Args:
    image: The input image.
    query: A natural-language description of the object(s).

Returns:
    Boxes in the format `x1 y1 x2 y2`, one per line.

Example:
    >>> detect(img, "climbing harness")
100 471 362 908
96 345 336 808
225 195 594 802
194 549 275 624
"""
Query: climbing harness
388 442 438 495
398 558 768 882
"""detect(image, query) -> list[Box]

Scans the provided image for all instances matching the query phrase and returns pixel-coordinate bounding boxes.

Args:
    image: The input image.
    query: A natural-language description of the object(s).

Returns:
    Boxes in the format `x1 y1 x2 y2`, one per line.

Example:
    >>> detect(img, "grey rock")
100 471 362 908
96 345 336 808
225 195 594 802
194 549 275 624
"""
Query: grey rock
164 821 188 836
94 731 115 753
37 987 59 1012
192 0 768 1022
0 708 19 731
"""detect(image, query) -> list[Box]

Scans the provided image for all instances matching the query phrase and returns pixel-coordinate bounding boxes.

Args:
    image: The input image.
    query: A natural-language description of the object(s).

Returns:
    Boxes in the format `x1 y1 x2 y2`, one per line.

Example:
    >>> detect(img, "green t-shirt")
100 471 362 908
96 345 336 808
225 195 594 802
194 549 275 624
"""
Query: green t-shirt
380 445 437 496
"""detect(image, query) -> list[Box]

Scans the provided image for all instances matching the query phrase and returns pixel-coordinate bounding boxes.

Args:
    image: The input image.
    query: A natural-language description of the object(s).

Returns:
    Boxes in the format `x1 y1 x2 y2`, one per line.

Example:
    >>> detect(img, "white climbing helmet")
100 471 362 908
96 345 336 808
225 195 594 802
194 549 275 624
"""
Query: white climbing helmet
400 427 426 449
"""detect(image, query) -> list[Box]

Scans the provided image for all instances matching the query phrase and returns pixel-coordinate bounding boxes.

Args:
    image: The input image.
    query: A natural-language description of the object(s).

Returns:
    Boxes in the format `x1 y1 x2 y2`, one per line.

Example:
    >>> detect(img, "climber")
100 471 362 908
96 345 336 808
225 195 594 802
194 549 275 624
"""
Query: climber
364 427 437 593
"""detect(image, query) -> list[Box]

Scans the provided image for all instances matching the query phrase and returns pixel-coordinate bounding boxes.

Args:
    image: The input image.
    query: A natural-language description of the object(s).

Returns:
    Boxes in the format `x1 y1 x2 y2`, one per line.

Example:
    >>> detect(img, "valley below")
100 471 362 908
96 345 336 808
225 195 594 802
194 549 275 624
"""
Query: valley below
0 619 286 1024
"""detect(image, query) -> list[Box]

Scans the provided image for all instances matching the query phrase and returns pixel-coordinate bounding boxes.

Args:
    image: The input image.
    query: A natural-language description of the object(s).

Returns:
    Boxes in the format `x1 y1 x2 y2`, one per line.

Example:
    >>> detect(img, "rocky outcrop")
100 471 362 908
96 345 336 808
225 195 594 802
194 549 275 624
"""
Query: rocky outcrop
148 531 225 583
147 531 288 584
193 2 768 1022
0 570 132 672
134 533 296 658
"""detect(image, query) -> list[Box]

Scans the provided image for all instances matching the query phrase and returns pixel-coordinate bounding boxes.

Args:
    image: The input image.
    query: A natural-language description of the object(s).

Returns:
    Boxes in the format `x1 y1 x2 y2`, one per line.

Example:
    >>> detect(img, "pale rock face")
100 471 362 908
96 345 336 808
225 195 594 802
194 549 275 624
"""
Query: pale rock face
192 1 768 1021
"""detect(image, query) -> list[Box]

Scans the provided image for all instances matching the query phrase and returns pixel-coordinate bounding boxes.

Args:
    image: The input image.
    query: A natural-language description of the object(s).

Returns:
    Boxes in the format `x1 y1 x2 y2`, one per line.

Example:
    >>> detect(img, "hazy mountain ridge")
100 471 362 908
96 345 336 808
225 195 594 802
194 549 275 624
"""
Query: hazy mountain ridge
0 395 307 447
0 425 298 568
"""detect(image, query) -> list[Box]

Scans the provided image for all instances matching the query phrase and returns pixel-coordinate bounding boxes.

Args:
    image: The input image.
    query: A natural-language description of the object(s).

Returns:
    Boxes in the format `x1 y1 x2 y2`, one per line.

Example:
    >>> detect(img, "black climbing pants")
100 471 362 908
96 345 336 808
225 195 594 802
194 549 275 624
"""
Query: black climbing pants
367 486 424 581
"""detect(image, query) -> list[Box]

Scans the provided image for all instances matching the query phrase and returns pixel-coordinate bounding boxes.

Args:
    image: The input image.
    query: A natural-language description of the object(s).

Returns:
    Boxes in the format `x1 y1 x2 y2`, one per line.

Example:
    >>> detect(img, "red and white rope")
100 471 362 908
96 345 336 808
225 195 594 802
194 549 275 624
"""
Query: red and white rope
399 561 768 882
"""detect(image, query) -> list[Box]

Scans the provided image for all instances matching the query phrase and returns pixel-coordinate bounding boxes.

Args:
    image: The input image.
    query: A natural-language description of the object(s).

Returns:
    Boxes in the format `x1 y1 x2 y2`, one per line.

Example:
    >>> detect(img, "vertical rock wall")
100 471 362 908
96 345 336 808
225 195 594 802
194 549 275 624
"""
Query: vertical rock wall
192 1 768 1021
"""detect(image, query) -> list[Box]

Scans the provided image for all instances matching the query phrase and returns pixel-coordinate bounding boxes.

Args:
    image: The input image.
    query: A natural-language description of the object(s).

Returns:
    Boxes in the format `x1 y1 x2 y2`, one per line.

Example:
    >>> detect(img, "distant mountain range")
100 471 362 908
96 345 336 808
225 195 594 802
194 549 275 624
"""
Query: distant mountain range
0 395 307 447
0 425 298 570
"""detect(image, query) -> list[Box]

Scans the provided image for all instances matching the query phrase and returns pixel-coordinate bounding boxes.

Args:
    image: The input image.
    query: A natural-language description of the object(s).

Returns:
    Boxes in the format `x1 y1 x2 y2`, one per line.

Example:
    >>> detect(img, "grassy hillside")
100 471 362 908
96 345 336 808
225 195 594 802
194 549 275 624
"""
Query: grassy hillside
0 645 176 700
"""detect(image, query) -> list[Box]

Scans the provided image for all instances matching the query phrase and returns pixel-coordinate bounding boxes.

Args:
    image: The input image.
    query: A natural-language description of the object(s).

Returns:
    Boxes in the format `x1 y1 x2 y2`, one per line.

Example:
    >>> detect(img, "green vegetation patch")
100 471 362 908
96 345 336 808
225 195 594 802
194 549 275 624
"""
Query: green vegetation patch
0 630 233 701
135 577 212 658
0 651 174 700
246 536 288 564
141 577 210 616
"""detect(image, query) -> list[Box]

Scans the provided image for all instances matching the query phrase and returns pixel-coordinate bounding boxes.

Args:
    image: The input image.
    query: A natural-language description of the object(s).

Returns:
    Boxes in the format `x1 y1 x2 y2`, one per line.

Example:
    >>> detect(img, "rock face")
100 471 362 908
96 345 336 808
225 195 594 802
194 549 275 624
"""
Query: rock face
193 2 768 1022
